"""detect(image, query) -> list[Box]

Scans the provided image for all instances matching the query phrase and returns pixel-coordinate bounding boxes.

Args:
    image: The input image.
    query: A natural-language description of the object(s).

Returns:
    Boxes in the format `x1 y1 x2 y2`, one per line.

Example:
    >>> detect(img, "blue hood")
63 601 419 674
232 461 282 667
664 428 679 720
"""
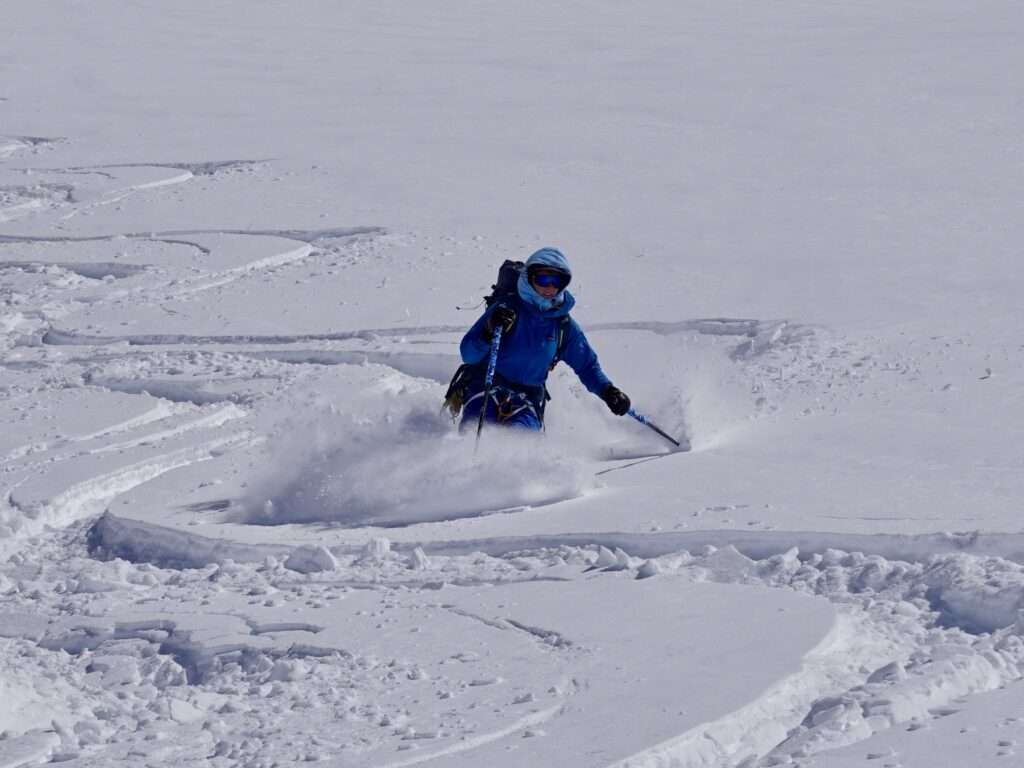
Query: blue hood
517 247 574 314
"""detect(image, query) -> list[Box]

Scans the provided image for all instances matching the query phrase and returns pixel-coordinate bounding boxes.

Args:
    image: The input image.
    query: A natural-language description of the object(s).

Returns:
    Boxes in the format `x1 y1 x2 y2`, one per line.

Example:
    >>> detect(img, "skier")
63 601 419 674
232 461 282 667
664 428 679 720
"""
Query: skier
453 247 631 431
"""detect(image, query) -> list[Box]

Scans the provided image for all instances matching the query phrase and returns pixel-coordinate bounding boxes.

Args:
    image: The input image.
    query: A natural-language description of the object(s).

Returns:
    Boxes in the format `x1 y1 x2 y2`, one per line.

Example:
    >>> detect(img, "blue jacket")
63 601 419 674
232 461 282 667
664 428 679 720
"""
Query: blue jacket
460 249 612 400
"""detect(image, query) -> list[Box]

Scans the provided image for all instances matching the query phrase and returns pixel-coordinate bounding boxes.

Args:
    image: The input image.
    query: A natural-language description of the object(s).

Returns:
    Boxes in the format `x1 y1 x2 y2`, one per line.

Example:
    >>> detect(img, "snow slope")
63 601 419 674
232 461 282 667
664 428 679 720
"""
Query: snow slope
2 1 1023 766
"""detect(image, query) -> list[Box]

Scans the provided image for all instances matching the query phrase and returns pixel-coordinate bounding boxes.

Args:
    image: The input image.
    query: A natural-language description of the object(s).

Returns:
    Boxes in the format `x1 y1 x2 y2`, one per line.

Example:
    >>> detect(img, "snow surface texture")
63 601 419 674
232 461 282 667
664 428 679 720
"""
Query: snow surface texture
2 1 1024 766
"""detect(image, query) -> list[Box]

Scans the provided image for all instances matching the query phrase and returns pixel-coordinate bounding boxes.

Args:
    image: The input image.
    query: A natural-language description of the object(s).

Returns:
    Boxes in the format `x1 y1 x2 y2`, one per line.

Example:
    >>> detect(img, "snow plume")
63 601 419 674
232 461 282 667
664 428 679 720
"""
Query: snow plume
558 328 757 454
238 369 593 528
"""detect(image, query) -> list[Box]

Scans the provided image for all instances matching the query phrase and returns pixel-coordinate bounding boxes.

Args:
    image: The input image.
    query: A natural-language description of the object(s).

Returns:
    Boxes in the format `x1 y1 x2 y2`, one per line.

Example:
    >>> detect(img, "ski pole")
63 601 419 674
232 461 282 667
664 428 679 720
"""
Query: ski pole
627 408 684 448
475 325 503 452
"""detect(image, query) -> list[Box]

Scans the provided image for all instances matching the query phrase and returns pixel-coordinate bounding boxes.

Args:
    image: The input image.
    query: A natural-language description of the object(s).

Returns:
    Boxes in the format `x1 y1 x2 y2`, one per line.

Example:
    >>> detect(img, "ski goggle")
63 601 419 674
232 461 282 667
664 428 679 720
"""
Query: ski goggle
529 270 570 290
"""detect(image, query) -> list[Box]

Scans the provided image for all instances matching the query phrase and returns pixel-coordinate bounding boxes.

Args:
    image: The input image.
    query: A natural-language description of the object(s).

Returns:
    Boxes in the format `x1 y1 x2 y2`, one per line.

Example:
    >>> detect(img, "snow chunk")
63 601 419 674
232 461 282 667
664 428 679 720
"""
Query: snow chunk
0 731 60 768
267 659 308 682
87 655 142 687
284 545 338 574
469 676 503 687
0 612 49 642
594 546 618 568
867 661 907 685
358 537 391 564
169 698 205 724
596 547 634 571
71 575 125 594
703 545 756 580
407 546 429 570
636 559 662 579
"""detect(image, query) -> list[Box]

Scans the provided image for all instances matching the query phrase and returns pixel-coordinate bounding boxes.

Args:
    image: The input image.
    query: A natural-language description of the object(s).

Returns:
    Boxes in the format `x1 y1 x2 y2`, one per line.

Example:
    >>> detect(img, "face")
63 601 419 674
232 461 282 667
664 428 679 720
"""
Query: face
530 269 567 299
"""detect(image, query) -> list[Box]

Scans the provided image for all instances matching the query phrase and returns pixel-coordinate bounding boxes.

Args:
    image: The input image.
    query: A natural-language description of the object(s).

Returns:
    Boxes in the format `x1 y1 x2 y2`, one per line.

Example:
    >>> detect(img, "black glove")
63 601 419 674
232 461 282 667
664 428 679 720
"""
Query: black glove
484 305 516 340
601 384 631 416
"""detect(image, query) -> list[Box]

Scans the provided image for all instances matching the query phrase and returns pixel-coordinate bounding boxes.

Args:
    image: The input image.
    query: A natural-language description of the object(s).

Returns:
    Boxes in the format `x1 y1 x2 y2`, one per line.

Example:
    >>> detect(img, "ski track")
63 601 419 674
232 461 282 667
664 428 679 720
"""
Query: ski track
0 198 975 768
4 236 996 765
370 703 566 768
1 432 256 560
89 515 1024 633
11 517 1024 768
0 225 384 303
0 397 181 465
88 403 247 454
0 259 150 279
39 317 767 349
83 377 246 406
1 302 978 763
0 225 386 249
2 522 591 766
1 224 389 355
0 135 63 160
0 183 75 223
1 141 1015 768
0 166 190 224
64 160 266 177
0 156 262 223
88 515 1024 578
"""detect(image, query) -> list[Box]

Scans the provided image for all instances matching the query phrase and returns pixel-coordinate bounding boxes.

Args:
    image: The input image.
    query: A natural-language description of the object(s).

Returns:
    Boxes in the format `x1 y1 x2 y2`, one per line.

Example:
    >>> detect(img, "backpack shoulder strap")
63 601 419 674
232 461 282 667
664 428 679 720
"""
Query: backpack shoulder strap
549 316 571 370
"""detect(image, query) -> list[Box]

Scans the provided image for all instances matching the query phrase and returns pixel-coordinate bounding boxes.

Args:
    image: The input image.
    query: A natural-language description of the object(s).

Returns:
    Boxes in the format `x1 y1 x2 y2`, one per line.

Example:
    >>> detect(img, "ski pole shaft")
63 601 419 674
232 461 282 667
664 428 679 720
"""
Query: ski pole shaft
628 408 682 448
475 326 503 451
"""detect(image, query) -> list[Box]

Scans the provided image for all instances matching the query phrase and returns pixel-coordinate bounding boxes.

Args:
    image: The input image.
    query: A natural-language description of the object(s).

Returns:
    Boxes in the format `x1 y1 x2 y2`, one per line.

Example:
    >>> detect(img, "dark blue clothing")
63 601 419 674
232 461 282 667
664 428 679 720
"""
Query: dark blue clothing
459 291 611 432
460 291 610 397
456 247 613 432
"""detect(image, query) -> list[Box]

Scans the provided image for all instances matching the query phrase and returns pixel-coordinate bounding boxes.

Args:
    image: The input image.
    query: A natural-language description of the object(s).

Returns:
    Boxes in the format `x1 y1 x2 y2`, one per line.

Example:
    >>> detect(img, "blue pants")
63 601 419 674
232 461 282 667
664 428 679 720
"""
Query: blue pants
460 387 543 432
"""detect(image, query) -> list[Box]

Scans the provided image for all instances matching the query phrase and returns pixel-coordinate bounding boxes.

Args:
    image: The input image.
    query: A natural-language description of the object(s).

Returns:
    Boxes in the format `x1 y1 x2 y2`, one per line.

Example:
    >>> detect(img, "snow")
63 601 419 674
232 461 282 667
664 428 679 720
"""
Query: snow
2 0 1024 766
799 681 1024 767
284 545 338 574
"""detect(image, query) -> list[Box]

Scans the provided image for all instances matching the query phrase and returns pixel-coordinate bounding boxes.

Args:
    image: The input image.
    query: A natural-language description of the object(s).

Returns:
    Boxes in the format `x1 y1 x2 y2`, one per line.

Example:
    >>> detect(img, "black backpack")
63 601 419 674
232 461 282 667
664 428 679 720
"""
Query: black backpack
485 259 526 306
442 260 571 420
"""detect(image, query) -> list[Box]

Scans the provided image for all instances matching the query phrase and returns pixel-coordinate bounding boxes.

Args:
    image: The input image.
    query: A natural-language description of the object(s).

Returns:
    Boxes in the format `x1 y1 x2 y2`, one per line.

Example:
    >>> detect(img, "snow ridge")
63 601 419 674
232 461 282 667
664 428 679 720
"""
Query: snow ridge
1 432 255 559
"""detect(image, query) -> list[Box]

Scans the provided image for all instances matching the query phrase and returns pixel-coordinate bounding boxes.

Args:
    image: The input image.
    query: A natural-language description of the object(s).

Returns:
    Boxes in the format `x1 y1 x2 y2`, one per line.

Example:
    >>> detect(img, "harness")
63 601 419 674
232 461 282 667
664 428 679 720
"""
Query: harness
462 387 537 424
